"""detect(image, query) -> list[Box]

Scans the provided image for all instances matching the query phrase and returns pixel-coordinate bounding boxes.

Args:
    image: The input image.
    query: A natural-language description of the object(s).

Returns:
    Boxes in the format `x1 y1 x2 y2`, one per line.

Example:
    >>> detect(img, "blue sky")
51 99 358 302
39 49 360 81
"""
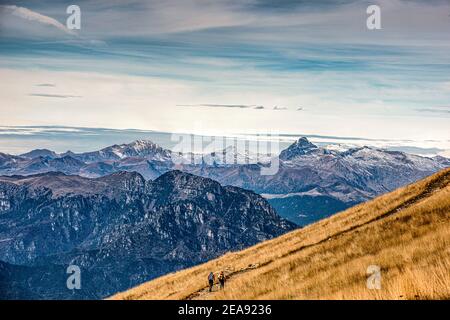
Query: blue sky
0 0 449 154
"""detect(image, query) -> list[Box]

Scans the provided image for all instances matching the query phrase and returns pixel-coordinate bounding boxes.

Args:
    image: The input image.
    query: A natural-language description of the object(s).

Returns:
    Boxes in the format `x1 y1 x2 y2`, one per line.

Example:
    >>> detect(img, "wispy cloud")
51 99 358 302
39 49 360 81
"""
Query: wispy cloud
29 93 82 98
35 83 56 87
415 106 450 114
177 104 268 110
178 104 256 109
178 104 292 110
0 5 76 36
0 4 105 46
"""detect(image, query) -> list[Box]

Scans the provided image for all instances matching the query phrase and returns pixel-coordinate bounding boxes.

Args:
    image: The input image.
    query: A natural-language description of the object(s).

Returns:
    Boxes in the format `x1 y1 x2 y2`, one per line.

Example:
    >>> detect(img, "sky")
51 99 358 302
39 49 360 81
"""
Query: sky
0 0 449 155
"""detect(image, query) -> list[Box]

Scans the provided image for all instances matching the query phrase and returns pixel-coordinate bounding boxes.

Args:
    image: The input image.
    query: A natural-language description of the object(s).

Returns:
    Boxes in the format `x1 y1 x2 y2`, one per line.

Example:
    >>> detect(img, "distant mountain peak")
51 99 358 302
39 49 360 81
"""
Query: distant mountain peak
110 139 159 152
55 155 84 163
296 137 317 147
20 149 58 159
96 171 146 191
105 139 171 160
97 170 145 183
279 137 318 160
131 139 157 146
152 170 221 200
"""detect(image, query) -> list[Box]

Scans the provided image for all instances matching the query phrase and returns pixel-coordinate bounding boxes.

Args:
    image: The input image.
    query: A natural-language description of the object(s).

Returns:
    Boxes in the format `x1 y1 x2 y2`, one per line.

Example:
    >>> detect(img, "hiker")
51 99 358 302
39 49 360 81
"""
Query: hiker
208 272 215 292
218 271 225 290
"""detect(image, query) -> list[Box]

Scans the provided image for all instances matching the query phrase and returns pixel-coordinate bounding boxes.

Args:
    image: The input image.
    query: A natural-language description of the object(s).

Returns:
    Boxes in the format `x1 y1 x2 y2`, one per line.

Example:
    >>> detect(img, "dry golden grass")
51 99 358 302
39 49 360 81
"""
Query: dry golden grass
111 168 450 300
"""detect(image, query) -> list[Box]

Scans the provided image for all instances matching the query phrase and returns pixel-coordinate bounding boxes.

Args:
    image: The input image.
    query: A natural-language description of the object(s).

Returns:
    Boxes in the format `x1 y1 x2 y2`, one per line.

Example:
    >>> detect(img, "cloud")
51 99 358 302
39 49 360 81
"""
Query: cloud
178 104 267 109
35 83 56 87
415 106 450 114
177 104 256 109
0 5 105 46
273 106 288 110
0 5 76 36
29 93 82 98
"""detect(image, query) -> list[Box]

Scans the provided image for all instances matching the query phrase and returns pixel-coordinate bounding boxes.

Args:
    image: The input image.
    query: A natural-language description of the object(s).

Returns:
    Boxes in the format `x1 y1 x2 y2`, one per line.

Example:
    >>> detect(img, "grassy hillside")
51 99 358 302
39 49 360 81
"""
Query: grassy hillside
111 168 450 300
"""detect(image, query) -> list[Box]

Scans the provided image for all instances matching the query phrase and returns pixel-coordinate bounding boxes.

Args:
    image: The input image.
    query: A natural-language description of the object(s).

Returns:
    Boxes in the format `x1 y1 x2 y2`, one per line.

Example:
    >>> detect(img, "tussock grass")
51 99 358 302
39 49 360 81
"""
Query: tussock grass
111 168 450 300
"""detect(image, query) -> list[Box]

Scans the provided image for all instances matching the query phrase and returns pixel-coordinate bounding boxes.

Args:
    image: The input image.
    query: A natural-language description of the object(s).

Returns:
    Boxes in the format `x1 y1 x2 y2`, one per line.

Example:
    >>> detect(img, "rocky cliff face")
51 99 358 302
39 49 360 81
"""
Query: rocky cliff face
0 170 295 299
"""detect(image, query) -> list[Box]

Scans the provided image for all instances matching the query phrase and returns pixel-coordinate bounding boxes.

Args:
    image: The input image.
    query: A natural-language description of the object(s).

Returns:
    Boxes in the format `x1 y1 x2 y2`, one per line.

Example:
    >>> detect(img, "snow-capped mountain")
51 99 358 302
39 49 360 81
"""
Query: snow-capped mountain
198 145 271 166
279 136 319 160
0 170 294 299
62 139 172 163
433 155 450 167
0 152 22 169
20 149 59 159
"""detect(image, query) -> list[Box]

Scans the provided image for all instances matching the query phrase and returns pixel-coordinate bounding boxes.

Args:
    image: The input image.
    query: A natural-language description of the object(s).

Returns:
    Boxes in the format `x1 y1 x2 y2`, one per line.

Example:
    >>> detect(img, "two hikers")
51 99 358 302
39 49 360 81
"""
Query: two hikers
207 271 226 292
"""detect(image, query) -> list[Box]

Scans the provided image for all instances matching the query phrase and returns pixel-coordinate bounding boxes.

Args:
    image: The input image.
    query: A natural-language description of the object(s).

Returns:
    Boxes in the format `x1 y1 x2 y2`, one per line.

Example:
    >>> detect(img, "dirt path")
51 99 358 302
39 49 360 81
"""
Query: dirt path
184 171 450 300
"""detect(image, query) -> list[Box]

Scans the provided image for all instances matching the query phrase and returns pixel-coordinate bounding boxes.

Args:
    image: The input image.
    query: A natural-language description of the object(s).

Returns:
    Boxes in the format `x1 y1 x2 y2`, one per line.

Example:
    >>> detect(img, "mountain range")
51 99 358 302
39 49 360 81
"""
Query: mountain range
0 170 294 299
1 138 448 225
